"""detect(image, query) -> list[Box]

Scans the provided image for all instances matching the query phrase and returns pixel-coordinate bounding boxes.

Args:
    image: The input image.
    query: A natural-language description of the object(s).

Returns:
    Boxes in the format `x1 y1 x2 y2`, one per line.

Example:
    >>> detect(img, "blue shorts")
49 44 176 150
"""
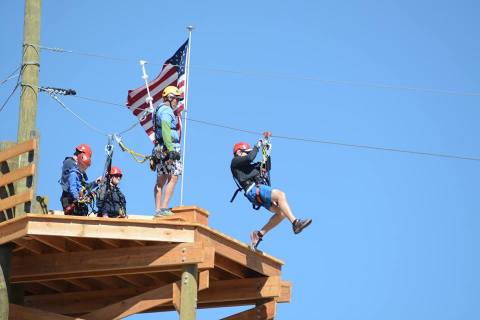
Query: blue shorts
245 184 272 210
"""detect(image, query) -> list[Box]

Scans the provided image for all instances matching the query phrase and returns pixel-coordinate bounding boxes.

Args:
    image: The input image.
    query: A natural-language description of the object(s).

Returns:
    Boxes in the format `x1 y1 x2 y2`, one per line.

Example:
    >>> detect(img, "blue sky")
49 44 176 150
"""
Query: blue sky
1 0 480 319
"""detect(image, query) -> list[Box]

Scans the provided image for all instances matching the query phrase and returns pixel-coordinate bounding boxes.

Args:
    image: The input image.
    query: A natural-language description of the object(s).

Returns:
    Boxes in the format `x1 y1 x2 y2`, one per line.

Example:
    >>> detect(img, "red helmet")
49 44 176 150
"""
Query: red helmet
76 144 92 157
77 153 91 167
233 142 252 154
109 166 123 177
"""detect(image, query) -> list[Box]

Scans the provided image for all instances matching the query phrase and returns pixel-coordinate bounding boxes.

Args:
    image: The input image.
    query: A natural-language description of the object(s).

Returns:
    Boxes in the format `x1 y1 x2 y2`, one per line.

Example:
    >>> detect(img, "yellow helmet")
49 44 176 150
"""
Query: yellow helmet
162 86 182 99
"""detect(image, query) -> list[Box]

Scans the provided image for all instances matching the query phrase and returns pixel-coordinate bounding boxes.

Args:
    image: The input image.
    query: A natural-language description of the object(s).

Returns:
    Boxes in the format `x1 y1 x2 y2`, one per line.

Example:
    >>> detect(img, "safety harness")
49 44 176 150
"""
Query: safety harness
230 132 272 210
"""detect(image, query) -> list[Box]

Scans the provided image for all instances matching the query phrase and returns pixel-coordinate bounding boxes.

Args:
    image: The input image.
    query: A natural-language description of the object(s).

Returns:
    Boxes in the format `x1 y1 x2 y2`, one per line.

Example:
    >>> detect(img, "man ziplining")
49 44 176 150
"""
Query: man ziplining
230 133 312 250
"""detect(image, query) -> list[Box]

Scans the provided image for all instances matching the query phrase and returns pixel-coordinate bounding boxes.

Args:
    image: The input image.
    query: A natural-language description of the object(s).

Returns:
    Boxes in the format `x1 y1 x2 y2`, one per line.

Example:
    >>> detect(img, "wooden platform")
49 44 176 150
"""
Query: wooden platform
0 206 290 319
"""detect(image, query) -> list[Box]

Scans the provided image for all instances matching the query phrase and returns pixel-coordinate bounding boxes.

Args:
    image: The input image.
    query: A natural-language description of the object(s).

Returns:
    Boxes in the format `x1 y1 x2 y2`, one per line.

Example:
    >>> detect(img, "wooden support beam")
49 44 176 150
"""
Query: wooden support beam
81 282 174 320
99 238 121 248
0 260 7 320
11 243 215 283
0 218 28 245
30 235 67 252
173 270 209 313
24 275 286 315
65 237 96 251
0 139 37 164
64 279 92 291
0 190 33 212
0 164 35 188
198 277 281 305
37 281 67 293
24 215 195 243
9 304 84 320
215 254 251 279
197 229 282 277
12 238 45 254
221 299 276 320
180 264 198 320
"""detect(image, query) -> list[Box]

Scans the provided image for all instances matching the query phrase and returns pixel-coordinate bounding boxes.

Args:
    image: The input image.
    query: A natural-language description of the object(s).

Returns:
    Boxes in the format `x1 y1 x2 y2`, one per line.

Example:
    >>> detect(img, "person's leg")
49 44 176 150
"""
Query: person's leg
270 189 296 223
161 174 178 208
259 206 285 236
155 174 168 211
270 188 312 235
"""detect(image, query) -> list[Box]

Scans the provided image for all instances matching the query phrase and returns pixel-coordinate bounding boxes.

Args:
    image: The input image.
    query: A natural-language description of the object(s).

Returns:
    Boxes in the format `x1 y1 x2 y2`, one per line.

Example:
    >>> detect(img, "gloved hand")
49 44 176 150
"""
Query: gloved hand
256 140 263 149
167 151 181 161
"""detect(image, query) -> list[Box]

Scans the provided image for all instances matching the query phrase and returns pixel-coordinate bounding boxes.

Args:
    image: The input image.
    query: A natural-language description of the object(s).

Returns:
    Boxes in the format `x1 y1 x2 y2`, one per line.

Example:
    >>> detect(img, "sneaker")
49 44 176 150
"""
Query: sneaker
292 218 312 234
249 230 263 251
154 208 173 217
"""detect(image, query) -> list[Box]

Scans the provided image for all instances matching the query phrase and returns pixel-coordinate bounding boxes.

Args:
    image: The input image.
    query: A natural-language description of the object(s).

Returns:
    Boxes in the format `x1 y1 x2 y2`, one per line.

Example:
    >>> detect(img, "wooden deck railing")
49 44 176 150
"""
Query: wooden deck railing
0 139 37 214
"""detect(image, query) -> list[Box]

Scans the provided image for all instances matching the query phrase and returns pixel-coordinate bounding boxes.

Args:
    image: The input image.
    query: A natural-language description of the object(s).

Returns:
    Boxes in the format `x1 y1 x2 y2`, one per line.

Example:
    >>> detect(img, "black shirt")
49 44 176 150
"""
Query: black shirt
230 146 263 189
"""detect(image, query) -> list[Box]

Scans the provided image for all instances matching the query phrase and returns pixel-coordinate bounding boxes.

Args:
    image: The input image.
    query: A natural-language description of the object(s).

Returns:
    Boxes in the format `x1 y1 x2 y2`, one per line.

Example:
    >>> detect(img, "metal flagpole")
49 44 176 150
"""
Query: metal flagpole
180 26 194 206
139 60 155 114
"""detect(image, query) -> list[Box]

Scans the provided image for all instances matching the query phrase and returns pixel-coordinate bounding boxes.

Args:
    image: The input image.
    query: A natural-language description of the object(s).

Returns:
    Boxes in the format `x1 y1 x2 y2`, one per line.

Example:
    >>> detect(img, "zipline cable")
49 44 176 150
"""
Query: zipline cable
50 93 480 163
31 43 480 98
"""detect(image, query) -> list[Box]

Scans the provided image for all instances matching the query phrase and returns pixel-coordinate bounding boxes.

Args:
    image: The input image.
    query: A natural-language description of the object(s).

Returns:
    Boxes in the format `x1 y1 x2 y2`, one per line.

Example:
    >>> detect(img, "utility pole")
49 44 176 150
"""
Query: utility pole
16 0 41 216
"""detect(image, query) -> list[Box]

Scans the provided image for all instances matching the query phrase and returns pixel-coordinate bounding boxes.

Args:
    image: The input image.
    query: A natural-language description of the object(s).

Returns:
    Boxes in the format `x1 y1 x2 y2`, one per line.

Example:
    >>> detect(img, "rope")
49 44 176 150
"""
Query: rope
45 92 109 136
32 43 480 97
114 134 150 164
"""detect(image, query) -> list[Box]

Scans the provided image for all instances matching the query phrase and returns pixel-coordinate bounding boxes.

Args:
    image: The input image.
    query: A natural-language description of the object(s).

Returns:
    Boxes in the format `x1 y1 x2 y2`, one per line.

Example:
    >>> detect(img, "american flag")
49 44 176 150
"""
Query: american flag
126 40 188 142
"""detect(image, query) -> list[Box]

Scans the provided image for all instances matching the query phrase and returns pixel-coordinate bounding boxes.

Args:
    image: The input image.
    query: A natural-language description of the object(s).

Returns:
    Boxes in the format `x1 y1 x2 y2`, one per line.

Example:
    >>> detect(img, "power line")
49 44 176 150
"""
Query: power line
0 82 21 113
61 93 480 163
34 43 480 98
0 66 21 86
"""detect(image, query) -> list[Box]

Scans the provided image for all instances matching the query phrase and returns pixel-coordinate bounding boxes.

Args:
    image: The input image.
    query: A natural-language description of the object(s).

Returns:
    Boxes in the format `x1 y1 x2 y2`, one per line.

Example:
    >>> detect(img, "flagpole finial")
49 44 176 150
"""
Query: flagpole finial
187 25 195 31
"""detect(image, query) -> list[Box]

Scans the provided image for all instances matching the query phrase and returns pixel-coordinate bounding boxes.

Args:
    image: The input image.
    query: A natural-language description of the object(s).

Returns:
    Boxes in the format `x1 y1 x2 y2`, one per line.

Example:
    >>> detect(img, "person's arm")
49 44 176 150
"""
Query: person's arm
67 171 81 200
231 146 259 168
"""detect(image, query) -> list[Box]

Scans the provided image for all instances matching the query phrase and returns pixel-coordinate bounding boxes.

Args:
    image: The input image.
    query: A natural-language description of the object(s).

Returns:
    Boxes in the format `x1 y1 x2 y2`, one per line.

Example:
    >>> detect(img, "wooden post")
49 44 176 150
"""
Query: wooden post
0 245 12 320
16 0 41 216
180 264 198 320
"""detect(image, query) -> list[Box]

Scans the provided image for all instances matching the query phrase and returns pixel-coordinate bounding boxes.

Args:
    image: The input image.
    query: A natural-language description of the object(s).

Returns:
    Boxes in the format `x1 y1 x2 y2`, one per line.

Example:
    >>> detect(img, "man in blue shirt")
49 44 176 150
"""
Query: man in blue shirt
59 152 98 216
152 86 183 217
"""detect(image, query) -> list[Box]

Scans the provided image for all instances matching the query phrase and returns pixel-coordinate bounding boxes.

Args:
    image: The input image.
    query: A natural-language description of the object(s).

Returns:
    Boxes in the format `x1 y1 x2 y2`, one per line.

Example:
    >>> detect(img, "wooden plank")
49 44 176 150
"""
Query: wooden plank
0 218 28 245
0 164 35 188
64 279 92 291
0 139 37 164
0 190 33 212
215 254 251 279
197 229 281 276
30 235 67 252
12 238 45 254
25 275 281 315
38 281 68 293
11 243 214 283
279 280 292 303
26 216 195 243
8 304 84 320
221 299 276 320
65 237 96 251
81 283 174 320
198 277 281 304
